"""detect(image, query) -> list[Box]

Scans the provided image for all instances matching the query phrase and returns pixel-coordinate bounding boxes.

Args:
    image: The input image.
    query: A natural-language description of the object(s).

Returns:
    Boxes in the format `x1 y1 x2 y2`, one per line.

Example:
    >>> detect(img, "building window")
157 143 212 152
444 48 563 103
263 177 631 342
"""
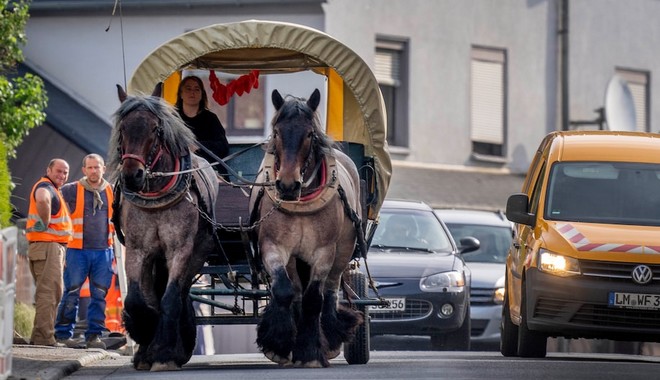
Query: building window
616 68 650 132
470 46 507 159
375 37 408 148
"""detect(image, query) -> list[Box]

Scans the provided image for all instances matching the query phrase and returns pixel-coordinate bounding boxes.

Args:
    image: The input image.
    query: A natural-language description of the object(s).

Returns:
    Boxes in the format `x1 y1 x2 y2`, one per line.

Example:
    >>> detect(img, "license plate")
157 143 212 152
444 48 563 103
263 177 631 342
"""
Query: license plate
608 292 660 310
368 297 405 313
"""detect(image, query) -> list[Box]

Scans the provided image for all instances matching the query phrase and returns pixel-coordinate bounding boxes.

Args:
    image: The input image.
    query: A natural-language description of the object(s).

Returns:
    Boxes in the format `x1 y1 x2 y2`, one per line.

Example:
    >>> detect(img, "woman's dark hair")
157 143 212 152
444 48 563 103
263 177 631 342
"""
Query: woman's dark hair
175 75 209 111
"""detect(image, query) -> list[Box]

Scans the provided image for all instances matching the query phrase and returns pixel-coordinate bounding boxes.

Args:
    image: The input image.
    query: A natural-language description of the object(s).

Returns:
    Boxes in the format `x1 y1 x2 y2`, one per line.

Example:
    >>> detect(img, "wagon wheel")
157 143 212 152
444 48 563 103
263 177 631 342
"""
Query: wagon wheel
342 267 370 364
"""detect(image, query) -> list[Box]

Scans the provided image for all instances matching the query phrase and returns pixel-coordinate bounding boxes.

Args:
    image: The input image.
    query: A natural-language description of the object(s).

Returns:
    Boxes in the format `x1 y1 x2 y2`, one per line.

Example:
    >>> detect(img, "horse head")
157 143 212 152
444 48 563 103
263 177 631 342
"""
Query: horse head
270 88 329 201
111 83 193 194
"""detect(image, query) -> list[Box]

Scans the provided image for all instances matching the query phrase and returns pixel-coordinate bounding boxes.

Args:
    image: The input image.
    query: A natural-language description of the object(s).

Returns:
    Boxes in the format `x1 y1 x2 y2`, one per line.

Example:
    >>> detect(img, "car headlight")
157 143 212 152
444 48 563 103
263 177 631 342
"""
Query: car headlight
420 271 465 292
538 250 580 277
493 287 505 304
493 275 505 304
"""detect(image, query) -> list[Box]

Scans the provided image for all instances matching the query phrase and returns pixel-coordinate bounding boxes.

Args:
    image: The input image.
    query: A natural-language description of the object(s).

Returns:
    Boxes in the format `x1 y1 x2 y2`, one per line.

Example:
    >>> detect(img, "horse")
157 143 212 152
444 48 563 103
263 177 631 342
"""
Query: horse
108 84 219 371
249 88 365 367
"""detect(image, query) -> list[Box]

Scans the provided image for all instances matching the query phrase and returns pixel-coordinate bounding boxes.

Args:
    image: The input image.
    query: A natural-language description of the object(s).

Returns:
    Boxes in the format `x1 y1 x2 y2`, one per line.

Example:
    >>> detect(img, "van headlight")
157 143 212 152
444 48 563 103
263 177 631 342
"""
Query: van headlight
420 271 465 292
538 250 580 277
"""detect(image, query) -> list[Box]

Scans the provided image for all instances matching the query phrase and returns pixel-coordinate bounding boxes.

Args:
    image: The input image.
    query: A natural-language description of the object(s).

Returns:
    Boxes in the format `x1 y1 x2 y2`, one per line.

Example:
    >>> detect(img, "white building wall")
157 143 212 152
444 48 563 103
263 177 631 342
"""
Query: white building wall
24 13 324 123
324 0 554 172
21 0 660 173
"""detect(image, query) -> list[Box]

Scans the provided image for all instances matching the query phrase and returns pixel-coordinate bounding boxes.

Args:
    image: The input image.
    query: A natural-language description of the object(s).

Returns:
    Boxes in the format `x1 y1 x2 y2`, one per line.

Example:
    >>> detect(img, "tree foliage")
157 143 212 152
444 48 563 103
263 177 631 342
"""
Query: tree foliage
0 0 47 227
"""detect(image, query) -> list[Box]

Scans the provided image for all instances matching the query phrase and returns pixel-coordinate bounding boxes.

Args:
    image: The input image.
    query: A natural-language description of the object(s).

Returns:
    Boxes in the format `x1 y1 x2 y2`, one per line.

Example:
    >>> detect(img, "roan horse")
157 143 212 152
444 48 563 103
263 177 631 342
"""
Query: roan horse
109 84 219 371
250 89 365 367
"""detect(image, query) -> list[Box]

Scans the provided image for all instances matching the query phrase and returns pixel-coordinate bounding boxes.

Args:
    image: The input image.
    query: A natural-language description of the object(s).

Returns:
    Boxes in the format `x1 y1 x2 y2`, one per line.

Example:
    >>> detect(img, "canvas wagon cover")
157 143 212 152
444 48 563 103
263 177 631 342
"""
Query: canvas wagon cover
127 20 391 217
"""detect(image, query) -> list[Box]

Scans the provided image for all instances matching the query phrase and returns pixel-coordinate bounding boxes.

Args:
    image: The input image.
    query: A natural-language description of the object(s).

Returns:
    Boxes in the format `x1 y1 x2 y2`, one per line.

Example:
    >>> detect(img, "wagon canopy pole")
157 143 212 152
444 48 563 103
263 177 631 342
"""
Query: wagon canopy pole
105 0 128 89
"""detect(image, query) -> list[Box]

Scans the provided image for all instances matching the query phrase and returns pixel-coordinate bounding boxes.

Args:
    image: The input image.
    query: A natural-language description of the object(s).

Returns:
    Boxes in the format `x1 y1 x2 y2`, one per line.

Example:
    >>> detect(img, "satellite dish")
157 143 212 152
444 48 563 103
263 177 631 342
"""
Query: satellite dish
604 74 636 131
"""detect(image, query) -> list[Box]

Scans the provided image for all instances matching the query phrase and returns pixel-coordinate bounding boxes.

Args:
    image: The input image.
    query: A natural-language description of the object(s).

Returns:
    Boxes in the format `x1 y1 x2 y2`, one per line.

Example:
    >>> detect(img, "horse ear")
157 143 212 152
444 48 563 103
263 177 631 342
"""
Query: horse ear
152 82 163 98
307 88 321 111
272 89 284 110
117 84 127 103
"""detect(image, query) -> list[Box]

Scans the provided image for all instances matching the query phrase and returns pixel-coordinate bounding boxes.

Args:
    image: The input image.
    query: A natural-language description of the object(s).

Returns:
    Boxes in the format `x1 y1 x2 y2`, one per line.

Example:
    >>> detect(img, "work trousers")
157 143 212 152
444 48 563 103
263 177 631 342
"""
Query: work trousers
28 242 66 346
54 247 114 340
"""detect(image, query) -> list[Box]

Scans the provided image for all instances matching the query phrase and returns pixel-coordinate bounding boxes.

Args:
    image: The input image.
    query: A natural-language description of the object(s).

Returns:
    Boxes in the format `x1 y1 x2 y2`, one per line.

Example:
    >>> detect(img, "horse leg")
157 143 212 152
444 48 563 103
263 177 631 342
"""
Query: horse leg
257 267 296 366
148 281 190 371
180 294 197 359
123 280 158 370
292 278 327 367
321 288 364 360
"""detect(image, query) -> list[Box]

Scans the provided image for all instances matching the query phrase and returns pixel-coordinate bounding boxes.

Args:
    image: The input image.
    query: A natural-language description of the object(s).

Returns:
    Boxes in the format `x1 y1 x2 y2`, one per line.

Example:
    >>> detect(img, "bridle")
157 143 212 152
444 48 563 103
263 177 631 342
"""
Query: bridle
119 124 170 178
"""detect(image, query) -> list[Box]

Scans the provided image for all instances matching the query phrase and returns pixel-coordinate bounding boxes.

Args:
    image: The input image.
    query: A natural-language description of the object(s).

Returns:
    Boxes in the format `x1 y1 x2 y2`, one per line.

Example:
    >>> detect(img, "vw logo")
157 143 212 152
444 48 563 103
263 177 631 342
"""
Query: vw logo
631 265 653 285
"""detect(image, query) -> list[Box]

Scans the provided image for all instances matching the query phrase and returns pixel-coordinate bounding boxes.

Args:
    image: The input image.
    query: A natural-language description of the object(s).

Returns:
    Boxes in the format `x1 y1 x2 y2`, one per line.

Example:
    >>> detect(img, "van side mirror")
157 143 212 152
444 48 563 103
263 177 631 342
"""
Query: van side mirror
506 193 536 227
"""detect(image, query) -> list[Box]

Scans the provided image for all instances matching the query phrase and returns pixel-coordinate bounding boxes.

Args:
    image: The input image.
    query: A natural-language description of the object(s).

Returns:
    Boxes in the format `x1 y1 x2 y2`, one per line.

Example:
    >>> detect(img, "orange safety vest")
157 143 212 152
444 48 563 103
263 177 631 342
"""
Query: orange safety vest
68 182 115 249
26 177 73 243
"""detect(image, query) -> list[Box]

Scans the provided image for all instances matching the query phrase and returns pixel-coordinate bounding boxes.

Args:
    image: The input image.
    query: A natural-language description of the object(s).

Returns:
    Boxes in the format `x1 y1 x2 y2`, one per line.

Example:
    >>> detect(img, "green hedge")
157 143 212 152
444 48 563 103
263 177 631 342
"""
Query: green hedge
0 142 11 228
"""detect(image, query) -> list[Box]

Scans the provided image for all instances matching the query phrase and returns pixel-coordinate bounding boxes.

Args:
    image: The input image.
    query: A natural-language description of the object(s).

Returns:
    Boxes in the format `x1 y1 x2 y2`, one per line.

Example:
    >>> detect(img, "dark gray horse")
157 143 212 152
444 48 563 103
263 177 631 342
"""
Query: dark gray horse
109 84 218 371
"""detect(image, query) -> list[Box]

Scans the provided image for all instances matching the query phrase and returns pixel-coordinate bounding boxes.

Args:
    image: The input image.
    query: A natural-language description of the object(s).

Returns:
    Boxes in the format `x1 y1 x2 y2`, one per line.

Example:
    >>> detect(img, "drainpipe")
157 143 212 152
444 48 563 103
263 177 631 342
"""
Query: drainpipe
559 0 569 131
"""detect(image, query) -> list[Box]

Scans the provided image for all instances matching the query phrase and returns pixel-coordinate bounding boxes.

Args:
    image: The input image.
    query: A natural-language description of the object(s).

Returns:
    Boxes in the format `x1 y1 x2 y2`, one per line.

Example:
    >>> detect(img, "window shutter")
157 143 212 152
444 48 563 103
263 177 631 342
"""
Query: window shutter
375 49 400 86
471 58 504 144
616 69 649 132
628 82 646 132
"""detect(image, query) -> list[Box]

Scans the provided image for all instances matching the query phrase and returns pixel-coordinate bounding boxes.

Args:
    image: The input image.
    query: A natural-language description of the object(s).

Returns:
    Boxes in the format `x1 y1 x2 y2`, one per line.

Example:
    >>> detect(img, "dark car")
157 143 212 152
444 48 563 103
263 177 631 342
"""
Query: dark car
434 208 513 349
364 199 476 350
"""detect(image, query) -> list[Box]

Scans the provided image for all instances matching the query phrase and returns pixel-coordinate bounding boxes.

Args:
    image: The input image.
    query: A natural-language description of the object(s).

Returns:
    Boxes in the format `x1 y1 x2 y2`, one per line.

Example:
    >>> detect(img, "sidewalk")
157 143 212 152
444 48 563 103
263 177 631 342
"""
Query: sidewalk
8 344 115 380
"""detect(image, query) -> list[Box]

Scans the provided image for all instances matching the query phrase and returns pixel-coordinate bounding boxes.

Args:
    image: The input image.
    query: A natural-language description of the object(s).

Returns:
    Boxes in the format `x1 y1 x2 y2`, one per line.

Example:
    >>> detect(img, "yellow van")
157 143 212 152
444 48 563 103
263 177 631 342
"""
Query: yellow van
502 131 660 358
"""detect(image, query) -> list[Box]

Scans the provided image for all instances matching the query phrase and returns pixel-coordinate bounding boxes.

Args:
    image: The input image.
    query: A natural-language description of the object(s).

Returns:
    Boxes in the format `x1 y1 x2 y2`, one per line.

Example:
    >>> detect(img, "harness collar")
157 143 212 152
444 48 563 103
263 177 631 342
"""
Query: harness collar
263 152 338 214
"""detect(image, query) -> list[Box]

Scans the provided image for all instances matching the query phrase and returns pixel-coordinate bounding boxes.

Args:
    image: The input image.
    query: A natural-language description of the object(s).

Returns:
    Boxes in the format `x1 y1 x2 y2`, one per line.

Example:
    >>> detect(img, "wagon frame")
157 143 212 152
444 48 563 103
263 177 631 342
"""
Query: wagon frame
126 20 392 364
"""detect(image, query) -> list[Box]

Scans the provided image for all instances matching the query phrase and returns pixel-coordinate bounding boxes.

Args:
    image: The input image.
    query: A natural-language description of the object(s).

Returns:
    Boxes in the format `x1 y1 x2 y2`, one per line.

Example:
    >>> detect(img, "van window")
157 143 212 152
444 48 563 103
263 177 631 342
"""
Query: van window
545 162 660 226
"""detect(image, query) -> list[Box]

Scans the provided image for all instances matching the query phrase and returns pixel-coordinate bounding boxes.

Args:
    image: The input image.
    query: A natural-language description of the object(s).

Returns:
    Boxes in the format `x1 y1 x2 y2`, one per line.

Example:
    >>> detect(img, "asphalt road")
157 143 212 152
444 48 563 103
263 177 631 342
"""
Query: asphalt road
64 349 660 380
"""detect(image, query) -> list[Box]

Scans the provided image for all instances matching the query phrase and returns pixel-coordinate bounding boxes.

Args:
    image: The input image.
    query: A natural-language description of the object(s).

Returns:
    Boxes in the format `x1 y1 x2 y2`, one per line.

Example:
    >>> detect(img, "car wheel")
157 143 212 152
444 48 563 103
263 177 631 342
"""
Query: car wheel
343 269 370 364
430 307 471 351
500 278 519 357
517 281 547 358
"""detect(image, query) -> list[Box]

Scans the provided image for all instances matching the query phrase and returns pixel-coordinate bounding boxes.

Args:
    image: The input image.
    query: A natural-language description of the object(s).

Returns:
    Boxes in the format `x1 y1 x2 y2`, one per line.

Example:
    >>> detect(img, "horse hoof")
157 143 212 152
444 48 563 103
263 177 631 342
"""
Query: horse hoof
294 359 324 368
150 361 180 371
326 348 341 360
264 351 292 366
135 361 151 371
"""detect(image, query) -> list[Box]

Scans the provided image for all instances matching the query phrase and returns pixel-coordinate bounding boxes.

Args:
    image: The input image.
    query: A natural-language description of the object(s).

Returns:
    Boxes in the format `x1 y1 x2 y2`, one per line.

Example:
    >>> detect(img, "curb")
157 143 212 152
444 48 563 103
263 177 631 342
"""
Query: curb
32 350 111 380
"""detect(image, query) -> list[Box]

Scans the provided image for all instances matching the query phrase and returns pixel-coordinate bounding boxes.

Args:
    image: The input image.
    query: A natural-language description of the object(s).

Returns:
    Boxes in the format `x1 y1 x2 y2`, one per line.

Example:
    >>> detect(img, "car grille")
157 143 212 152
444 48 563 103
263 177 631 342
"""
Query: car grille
370 299 432 320
471 319 488 337
470 287 496 306
579 260 660 283
535 297 660 329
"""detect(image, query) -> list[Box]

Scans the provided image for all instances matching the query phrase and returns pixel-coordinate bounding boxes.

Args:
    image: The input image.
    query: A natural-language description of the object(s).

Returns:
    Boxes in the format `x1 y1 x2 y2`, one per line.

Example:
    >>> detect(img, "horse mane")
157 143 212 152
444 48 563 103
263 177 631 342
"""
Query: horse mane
267 94 334 160
107 95 196 182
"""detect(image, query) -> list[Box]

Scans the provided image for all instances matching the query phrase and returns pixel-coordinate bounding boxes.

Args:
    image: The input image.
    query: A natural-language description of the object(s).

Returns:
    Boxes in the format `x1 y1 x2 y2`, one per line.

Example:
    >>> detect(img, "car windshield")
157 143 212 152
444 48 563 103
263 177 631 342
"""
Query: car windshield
444 223 511 263
545 162 660 226
371 209 452 252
